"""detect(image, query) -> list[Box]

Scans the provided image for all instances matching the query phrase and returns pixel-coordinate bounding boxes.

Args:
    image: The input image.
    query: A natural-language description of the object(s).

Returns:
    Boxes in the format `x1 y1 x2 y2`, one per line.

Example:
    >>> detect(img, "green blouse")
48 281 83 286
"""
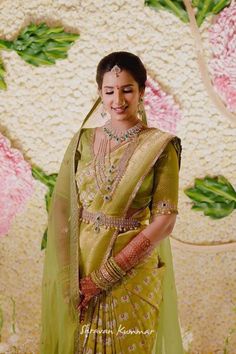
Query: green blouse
75 128 180 218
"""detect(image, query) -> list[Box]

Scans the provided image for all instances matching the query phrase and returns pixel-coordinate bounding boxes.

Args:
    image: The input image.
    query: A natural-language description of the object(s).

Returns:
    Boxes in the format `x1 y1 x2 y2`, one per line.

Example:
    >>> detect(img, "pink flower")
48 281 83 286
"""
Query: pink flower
0 133 35 237
144 76 182 134
209 2 236 112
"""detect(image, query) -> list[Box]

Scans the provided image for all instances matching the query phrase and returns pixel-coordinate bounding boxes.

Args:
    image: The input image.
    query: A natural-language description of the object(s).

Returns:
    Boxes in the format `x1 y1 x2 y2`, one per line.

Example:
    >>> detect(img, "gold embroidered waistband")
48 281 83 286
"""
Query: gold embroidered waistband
79 207 141 233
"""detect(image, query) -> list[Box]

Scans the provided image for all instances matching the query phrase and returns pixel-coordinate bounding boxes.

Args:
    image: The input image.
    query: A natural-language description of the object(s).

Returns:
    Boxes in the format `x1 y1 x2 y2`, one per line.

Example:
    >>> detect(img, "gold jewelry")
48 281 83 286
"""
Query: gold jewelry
101 101 107 118
137 98 144 120
90 256 126 291
79 208 141 233
92 124 140 202
103 119 143 144
110 64 122 77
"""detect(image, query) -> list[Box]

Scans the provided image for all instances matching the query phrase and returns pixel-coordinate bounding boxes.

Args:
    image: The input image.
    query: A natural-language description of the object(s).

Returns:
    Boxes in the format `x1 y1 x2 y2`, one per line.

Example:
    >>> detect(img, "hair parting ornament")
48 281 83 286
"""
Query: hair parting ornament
110 64 122 77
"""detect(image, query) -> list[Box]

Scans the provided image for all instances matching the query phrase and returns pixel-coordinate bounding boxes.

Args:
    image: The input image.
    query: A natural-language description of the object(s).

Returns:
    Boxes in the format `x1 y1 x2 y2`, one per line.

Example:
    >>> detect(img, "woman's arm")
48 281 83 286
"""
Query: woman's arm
78 213 177 318
113 214 176 272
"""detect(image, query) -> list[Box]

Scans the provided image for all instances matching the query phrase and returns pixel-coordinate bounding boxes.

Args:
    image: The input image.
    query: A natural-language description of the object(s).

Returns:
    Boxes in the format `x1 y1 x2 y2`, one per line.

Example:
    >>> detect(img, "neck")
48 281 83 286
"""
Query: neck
109 117 141 131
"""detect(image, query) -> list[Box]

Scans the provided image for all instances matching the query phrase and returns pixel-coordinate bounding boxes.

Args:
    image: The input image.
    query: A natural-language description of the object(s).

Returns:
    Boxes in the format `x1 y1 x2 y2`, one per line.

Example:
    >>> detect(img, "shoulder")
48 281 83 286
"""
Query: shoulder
150 127 182 149
80 127 94 137
152 127 182 169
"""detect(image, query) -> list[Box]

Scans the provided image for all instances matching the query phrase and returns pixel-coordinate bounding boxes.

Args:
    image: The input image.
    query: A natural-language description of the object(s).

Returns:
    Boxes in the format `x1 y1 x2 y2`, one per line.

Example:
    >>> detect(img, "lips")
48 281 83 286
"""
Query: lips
112 106 128 113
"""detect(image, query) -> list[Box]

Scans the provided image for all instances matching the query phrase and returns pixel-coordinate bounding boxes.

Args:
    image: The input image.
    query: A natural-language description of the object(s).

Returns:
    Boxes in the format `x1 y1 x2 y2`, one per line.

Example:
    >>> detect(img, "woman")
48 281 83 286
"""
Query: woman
40 51 184 354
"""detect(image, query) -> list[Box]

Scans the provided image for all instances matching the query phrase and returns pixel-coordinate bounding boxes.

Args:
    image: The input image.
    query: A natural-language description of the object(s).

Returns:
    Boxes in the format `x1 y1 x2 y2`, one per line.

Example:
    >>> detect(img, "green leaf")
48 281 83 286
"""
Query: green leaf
0 80 7 90
0 55 7 90
163 0 189 21
145 0 189 22
196 0 214 26
45 50 68 60
0 39 13 50
44 41 72 52
145 0 230 26
192 0 201 6
145 0 163 10
212 0 231 14
217 175 236 195
45 26 65 35
184 175 236 219
195 176 236 202
18 51 55 66
32 166 58 188
202 201 234 219
45 193 49 212
31 165 58 250
41 228 48 250
49 33 79 42
11 22 79 66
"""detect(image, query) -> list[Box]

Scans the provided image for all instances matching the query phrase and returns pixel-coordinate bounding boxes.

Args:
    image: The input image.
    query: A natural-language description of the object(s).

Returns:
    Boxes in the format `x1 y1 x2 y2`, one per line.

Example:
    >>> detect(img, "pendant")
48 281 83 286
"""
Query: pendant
104 194 111 201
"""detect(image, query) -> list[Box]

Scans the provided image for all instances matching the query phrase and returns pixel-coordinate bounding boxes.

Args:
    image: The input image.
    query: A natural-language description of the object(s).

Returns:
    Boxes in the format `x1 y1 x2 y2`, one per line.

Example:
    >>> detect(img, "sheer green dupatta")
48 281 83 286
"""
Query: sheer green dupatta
153 237 184 354
40 98 101 353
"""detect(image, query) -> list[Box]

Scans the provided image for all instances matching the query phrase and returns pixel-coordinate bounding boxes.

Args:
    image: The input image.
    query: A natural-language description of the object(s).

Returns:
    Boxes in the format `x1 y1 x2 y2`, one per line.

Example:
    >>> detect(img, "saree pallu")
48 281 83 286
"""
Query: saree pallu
40 99 184 354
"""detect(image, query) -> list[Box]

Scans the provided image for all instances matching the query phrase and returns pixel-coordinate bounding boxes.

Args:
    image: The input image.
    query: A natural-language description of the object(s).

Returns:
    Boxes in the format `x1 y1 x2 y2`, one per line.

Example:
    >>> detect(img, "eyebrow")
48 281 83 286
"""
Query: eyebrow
104 84 134 88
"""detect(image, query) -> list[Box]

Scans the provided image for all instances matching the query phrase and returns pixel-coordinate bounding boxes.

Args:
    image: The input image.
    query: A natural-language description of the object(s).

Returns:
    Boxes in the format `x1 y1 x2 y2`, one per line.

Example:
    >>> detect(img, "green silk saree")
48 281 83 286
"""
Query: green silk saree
40 98 184 354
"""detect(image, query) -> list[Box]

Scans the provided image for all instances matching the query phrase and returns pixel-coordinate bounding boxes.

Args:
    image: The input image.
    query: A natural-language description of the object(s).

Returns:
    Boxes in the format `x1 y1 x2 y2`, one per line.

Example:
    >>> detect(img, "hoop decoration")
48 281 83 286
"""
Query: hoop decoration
183 0 236 126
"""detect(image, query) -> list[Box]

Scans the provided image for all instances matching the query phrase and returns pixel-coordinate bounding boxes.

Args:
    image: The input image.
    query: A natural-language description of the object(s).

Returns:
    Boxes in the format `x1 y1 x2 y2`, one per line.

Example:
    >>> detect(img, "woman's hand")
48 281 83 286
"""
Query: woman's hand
77 275 101 320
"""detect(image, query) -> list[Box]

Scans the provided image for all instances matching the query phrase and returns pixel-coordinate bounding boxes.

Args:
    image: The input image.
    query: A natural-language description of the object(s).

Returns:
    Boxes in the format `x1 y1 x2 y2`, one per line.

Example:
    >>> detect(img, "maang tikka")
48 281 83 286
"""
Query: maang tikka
111 64 122 77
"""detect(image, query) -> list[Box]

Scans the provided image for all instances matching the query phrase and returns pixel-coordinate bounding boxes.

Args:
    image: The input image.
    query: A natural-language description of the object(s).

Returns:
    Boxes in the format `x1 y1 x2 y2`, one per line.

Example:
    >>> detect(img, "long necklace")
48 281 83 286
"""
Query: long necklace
92 120 144 202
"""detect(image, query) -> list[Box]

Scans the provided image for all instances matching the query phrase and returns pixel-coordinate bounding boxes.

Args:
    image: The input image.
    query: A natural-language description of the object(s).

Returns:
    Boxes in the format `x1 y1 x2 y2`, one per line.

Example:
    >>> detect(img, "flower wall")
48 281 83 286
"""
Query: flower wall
0 0 235 353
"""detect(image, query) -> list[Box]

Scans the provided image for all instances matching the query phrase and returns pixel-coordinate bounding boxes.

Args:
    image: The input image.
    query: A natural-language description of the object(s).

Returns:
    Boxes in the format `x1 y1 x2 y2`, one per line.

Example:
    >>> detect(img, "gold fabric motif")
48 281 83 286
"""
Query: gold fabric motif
151 199 178 215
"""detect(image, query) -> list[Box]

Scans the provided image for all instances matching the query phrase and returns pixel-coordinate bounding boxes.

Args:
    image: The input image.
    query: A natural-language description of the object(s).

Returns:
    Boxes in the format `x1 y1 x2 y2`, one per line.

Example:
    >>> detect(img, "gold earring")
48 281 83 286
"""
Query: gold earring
137 98 144 119
101 101 107 118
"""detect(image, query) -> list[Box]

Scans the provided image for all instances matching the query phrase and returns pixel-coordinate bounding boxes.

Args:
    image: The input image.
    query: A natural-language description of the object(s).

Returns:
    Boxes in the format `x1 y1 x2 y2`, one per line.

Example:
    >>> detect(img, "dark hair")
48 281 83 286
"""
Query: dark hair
96 51 147 91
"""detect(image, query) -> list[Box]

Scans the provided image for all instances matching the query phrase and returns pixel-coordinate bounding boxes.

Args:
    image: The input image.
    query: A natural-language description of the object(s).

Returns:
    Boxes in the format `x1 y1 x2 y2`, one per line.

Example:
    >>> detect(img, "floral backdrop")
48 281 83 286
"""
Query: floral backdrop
0 0 236 353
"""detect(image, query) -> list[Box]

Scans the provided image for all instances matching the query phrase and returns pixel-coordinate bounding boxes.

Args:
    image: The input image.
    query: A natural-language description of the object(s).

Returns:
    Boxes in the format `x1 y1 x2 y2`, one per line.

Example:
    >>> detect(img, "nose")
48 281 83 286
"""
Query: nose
114 89 124 106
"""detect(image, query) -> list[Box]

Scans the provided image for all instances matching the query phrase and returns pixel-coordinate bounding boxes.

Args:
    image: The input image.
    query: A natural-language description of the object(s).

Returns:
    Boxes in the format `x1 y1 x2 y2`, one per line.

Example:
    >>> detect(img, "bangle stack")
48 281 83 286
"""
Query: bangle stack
90 256 126 291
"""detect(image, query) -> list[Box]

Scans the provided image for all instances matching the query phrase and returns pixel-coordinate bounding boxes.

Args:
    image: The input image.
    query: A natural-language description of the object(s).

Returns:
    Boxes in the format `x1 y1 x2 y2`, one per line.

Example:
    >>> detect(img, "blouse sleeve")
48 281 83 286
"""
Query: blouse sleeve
149 137 182 220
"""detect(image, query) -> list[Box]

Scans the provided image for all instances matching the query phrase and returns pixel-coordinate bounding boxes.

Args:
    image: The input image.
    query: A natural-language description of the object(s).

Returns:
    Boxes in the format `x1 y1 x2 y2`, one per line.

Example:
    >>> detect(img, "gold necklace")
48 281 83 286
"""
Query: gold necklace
92 125 145 202
103 119 144 144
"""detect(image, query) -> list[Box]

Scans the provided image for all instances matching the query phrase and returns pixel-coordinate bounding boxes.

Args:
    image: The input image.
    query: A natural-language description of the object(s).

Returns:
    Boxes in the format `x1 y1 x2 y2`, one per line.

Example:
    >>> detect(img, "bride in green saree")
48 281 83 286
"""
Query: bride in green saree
40 51 184 354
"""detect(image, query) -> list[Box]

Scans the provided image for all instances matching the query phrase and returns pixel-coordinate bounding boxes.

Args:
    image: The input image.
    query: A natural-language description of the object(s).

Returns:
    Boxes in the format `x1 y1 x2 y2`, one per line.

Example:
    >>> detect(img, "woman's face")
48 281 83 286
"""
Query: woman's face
99 69 144 124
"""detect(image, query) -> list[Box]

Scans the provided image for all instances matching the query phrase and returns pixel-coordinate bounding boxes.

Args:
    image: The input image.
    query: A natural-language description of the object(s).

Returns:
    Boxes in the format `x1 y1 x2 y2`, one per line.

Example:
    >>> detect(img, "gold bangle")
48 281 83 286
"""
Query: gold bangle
100 266 117 282
103 262 121 280
91 270 110 290
109 257 126 276
90 256 127 291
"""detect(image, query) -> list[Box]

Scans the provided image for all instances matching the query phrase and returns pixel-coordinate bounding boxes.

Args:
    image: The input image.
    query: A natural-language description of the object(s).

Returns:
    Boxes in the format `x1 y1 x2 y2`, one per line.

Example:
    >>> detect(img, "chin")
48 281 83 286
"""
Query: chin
110 114 128 120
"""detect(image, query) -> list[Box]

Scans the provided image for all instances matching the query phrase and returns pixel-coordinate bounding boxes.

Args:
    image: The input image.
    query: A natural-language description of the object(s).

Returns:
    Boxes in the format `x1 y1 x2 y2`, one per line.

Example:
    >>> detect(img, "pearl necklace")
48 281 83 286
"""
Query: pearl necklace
102 119 144 144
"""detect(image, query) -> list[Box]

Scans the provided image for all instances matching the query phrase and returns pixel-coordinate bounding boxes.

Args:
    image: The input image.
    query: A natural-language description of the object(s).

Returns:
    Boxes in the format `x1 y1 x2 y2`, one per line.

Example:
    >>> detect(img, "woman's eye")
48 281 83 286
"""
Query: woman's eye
123 89 132 93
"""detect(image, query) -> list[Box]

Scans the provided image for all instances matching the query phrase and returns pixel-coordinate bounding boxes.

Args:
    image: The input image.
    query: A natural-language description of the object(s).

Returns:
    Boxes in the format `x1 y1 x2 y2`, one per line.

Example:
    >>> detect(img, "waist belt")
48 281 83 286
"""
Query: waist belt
79 207 141 233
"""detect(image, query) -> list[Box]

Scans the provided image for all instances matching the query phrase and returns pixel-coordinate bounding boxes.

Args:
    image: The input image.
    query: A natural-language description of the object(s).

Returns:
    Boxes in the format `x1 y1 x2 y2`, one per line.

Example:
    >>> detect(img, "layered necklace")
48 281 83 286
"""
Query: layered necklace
92 119 145 202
